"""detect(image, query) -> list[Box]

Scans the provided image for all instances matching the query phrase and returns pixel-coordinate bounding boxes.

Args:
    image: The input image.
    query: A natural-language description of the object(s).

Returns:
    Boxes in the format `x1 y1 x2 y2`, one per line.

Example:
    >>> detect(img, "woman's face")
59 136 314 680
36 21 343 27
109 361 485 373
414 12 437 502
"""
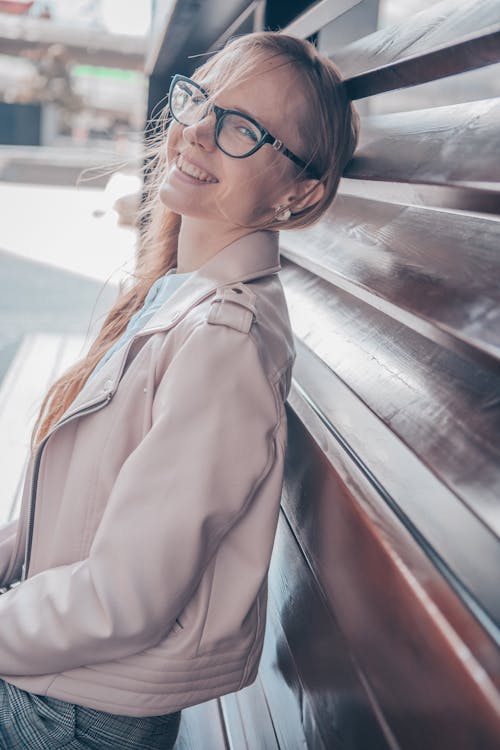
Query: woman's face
158 55 311 229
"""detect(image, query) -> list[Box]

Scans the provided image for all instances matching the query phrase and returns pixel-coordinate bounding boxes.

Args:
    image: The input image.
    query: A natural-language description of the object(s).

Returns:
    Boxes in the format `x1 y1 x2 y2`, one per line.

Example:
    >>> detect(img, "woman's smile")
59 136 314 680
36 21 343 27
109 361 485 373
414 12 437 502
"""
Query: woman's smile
172 153 219 184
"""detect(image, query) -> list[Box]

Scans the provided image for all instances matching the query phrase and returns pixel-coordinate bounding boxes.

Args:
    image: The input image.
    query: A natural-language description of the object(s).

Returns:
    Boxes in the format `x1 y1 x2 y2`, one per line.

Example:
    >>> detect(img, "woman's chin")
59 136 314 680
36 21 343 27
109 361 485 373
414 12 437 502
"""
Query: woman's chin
158 179 265 229
158 181 190 212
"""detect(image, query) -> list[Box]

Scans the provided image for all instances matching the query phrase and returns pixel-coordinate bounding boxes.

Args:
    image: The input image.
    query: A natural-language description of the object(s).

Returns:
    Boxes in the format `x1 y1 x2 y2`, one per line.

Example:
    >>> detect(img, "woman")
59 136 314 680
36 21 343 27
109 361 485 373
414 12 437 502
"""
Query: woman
0 31 358 749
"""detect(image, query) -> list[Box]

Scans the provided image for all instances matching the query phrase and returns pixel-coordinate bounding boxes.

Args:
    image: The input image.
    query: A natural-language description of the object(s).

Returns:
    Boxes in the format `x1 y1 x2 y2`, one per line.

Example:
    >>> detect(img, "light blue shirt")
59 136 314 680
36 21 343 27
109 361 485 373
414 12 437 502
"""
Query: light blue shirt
89 267 193 381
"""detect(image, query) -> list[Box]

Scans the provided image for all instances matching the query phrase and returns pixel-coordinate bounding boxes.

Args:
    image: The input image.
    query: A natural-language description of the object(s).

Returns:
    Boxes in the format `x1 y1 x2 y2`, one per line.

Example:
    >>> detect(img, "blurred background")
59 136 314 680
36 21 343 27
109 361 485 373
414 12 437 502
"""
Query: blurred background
0 0 150 391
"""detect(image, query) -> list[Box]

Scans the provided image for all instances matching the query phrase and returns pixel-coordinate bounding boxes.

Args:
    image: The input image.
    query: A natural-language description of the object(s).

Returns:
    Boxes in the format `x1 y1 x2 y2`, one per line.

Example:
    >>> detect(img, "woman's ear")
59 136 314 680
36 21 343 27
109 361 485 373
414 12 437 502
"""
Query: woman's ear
278 178 325 215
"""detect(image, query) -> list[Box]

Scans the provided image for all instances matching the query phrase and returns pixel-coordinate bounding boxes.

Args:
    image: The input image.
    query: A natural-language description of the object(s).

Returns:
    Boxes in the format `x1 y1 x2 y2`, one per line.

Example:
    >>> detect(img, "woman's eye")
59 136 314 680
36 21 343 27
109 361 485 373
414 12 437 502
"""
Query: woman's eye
176 83 207 108
237 125 259 142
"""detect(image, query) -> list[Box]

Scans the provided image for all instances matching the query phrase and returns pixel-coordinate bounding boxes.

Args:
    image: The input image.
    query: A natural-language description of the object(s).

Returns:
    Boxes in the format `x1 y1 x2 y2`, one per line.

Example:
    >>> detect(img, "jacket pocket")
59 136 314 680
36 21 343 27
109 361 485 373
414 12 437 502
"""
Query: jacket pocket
193 557 218 656
169 617 184 636
172 617 184 633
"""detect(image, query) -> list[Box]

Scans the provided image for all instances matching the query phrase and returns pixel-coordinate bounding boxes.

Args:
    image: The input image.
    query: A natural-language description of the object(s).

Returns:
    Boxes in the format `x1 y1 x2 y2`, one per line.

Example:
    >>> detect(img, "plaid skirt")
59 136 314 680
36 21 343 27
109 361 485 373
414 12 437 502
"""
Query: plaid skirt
0 679 182 749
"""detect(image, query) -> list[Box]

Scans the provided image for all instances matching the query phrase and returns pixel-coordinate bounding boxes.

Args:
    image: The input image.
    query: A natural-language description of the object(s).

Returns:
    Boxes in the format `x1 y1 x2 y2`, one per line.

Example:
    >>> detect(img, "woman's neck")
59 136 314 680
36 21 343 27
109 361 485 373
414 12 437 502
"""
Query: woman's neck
176 217 254 274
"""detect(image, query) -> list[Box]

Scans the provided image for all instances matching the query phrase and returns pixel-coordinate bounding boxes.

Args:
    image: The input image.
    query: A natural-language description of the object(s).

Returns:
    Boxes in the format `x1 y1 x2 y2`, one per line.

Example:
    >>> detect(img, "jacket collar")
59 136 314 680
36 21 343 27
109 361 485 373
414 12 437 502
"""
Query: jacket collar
138 228 280 335
56 230 281 422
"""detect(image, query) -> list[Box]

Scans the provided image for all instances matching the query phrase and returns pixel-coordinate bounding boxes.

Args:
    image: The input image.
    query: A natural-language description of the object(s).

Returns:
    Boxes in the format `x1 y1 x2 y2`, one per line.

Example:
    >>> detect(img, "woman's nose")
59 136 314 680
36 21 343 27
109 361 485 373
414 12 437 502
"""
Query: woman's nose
182 113 216 151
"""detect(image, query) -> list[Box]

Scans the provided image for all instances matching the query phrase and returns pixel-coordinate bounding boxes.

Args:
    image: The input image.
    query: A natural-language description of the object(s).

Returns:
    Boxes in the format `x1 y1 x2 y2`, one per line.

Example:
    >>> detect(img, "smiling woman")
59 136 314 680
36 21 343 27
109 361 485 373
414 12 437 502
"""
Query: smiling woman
0 30 358 750
156 34 357 251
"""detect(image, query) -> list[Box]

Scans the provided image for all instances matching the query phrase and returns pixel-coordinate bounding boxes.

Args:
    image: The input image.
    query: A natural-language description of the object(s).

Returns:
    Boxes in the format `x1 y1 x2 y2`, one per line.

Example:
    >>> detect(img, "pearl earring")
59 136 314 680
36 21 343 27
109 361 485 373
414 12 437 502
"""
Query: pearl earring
275 205 292 221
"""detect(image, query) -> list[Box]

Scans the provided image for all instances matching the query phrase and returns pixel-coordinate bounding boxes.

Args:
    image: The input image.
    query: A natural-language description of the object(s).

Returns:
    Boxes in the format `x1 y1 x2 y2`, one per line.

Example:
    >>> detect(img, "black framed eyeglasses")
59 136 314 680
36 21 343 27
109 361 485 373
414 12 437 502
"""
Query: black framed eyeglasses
168 74 314 175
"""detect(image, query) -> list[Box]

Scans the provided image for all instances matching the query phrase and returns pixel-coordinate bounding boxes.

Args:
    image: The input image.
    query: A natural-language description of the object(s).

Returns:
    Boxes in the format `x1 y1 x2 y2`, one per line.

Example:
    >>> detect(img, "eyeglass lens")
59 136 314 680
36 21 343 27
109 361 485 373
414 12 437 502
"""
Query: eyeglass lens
170 79 263 157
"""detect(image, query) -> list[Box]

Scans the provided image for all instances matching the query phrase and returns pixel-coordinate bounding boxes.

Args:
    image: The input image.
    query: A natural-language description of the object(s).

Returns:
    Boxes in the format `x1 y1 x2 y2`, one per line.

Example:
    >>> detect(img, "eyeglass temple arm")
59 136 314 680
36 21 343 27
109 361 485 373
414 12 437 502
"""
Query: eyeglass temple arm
268 136 308 171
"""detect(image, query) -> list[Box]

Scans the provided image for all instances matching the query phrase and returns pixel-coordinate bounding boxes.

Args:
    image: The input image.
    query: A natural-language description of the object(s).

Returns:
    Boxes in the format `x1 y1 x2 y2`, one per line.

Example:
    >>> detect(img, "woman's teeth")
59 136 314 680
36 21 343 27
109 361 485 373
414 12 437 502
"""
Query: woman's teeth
176 155 218 183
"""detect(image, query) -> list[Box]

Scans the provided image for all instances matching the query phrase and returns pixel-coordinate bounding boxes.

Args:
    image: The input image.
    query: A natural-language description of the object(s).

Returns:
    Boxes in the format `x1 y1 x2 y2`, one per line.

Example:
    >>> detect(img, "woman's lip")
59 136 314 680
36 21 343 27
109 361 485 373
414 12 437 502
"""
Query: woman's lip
177 153 219 182
171 163 218 186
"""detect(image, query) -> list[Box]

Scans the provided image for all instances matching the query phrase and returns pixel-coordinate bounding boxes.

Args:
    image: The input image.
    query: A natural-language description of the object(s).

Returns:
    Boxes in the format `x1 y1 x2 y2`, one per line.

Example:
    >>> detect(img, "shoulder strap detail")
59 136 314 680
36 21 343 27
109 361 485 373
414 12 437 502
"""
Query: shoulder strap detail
206 282 257 333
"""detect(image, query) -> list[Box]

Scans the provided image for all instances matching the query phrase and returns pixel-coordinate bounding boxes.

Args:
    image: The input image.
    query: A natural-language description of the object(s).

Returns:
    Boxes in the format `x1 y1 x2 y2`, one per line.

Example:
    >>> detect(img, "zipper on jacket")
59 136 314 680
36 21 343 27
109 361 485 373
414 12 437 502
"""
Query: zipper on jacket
21 390 113 582
19 327 145 583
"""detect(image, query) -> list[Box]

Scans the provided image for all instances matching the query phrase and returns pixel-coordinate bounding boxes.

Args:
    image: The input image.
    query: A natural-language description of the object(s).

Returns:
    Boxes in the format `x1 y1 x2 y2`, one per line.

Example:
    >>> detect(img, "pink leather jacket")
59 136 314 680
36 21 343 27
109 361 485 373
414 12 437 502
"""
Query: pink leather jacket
0 229 296 717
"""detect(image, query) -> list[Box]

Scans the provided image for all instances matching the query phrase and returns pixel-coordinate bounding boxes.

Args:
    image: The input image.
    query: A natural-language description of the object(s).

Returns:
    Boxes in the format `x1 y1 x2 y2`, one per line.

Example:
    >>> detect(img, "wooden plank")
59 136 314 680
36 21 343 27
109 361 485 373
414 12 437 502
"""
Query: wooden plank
145 0 255 76
278 401 500 748
280 262 500 540
290 339 500 636
208 1 264 54
338 179 500 216
346 99 500 185
279 198 500 367
283 0 363 39
221 681 279 749
233 677 280 750
334 0 500 77
260 515 392 749
174 699 228 749
344 27 500 100
146 0 181 77
219 692 250 750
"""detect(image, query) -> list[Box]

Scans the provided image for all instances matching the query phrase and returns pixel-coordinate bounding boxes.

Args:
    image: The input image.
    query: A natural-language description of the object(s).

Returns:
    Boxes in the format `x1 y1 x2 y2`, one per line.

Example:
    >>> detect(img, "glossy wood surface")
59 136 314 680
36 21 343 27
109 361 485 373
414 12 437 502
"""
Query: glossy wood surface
146 0 256 76
289 338 500 633
175 698 228 749
260 515 391 750
339 178 500 216
333 0 500 76
346 99 500 186
278 393 500 748
280 262 500 545
344 28 500 100
284 0 363 39
221 680 279 750
279 200 500 366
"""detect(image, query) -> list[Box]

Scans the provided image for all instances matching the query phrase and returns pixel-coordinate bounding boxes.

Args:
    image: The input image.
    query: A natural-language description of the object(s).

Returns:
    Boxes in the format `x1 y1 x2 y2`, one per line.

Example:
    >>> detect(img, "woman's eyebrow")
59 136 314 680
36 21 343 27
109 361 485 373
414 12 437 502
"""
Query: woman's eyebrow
201 83 267 126
200 83 255 117
212 96 260 120
227 104 257 118
196 80 212 95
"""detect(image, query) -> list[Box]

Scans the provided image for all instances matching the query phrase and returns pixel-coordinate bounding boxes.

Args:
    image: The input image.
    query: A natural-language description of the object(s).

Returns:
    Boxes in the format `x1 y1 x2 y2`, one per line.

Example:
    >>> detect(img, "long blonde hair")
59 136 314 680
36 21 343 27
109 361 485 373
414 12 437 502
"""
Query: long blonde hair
30 31 359 452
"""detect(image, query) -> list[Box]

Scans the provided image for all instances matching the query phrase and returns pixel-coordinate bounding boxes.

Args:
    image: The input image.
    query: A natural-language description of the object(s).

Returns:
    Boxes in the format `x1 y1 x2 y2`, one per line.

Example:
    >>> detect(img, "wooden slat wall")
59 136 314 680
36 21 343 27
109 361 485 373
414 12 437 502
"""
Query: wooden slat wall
271 0 500 747
346 100 500 184
146 1 500 747
341 100 500 213
332 0 500 78
278 397 500 749
279 199 500 366
334 0 500 97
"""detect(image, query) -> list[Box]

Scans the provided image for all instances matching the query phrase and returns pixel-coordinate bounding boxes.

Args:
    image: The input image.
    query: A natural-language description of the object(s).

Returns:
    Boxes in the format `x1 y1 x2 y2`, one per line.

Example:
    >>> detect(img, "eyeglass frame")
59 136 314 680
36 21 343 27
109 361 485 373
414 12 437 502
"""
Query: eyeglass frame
168 74 317 178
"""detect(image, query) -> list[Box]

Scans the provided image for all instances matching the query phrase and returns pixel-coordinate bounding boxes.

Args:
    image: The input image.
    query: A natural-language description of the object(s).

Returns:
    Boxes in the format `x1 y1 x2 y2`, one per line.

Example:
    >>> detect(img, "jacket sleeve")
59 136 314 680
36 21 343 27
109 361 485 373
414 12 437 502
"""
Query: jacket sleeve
0 321 281 675
0 519 18 588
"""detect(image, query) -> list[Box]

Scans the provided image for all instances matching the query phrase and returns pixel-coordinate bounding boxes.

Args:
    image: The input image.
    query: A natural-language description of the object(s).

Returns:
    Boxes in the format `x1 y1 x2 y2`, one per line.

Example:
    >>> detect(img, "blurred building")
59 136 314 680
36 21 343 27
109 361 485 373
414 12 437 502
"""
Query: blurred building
0 0 147 153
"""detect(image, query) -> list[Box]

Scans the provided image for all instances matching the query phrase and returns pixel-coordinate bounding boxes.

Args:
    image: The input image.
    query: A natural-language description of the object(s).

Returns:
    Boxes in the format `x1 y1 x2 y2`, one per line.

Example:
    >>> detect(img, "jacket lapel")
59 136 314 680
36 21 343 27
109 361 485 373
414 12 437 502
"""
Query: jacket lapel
139 229 281 334
58 230 281 418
